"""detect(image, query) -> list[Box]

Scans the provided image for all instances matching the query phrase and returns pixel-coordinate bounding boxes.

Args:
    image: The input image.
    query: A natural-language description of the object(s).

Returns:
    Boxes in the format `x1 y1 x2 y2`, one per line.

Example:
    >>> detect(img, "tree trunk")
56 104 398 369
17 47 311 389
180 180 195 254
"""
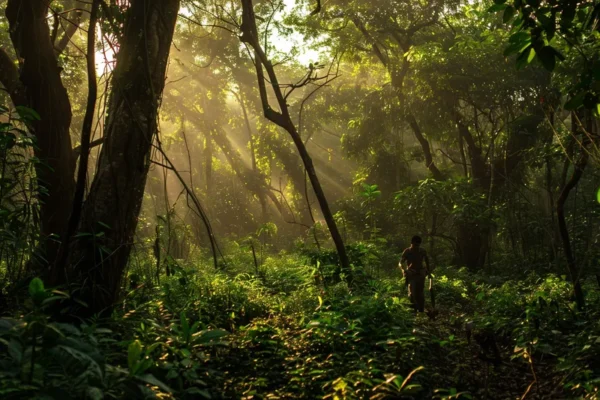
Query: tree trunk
556 111 590 311
264 134 314 225
211 128 283 217
6 1 76 269
68 0 180 313
556 147 587 311
204 135 213 193
240 0 352 283
54 0 100 282
406 114 444 180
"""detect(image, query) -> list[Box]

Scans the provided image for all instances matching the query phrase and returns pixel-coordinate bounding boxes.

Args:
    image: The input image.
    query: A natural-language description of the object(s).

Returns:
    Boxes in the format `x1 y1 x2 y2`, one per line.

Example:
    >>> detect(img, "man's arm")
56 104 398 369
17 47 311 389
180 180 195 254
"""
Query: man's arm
399 250 407 272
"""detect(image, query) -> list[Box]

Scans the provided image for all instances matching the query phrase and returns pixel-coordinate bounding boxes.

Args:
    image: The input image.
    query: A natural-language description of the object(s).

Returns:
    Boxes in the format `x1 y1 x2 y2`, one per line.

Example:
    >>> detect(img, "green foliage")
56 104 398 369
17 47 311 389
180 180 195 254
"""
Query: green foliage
0 106 40 286
496 0 600 113
0 278 168 399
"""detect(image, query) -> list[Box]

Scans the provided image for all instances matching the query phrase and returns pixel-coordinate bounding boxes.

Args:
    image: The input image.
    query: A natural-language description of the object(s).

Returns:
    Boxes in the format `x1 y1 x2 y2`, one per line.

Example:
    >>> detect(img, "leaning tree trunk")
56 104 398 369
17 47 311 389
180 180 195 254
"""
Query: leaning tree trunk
556 115 589 311
240 0 352 283
5 0 76 269
68 0 180 313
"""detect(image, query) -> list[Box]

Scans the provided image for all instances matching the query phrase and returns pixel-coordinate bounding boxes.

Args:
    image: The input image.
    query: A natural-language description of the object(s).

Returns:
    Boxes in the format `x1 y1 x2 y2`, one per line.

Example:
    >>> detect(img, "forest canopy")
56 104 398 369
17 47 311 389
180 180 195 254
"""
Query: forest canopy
0 0 599 398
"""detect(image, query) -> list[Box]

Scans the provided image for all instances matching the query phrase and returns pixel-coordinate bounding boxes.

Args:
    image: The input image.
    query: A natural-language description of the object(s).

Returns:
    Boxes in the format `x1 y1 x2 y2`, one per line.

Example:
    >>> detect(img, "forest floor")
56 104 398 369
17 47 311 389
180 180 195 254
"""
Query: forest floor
1 261 599 399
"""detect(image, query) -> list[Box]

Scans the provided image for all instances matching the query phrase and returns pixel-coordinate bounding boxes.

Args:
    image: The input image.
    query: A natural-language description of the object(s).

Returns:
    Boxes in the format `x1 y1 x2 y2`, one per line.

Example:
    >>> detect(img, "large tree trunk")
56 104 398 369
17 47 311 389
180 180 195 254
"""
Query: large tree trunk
5 1 76 269
68 0 180 313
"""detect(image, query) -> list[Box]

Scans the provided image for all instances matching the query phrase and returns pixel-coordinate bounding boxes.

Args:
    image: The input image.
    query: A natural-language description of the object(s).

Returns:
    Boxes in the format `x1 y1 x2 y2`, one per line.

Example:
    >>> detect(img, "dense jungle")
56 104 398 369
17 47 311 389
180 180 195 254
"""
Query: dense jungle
1 0 600 398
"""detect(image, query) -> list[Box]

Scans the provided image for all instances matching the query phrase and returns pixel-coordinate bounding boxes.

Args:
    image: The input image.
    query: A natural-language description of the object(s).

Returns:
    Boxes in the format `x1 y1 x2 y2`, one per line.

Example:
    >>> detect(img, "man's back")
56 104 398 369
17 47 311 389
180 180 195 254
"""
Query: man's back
402 247 427 278
402 246 426 269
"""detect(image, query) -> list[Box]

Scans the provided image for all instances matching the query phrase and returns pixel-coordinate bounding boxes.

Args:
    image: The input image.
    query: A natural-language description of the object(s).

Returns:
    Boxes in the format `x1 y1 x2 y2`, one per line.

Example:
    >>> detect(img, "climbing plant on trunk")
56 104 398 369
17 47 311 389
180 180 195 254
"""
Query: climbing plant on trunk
67 0 181 313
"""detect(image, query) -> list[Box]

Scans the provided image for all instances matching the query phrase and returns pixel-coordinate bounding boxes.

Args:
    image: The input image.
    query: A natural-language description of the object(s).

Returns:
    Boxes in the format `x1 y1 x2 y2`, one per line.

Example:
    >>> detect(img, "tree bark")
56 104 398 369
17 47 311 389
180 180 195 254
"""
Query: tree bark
54 7 84 56
264 134 314 225
240 0 352 283
556 146 587 311
0 48 26 106
53 0 100 282
204 134 213 193
6 0 76 269
406 113 444 180
68 0 180 313
455 118 487 187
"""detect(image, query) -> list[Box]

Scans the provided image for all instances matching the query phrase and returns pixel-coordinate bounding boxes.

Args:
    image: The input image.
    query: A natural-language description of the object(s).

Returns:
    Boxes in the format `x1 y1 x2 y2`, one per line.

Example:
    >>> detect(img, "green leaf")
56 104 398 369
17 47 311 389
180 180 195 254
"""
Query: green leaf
488 3 507 12
185 387 212 398
505 34 531 56
86 387 104 400
516 46 534 69
596 186 600 204
136 374 173 393
537 46 557 71
15 106 41 122
509 31 530 44
128 340 143 373
41 296 66 307
503 6 516 23
3 339 23 363
192 329 229 344
564 92 585 110
28 277 45 298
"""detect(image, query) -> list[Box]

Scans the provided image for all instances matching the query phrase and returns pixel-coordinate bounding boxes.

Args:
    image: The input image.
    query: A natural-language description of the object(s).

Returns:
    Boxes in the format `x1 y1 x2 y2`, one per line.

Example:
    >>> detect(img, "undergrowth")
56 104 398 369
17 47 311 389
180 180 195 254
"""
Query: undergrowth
1 250 600 399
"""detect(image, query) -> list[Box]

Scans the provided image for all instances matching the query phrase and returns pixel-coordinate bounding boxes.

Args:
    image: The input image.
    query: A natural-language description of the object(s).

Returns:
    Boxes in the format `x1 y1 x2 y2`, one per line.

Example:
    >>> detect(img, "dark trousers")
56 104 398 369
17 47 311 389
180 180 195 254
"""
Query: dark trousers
407 276 426 312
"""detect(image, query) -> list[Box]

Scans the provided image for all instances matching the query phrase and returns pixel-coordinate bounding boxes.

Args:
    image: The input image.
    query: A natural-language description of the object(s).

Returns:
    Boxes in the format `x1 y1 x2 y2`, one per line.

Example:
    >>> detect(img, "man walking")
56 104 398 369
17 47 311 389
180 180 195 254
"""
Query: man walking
399 235 431 313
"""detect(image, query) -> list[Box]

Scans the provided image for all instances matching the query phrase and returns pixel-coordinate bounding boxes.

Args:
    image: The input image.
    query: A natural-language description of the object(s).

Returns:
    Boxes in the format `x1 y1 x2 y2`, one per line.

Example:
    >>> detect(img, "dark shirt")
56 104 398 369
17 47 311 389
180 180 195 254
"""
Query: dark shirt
401 247 429 278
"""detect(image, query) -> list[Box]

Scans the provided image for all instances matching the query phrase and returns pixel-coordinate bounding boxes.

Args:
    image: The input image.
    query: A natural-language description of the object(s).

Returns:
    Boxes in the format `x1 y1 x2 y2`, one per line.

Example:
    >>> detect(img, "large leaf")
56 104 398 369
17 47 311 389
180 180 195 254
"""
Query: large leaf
136 374 173 393
516 46 535 69
28 277 45 298
564 92 585 110
15 106 41 122
128 340 143 373
192 329 229 345
56 344 104 378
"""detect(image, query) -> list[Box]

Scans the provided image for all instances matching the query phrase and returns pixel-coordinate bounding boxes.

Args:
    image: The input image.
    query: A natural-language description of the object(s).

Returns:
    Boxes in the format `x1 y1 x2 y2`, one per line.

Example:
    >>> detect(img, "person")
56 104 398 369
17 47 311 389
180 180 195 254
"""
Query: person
399 235 431 313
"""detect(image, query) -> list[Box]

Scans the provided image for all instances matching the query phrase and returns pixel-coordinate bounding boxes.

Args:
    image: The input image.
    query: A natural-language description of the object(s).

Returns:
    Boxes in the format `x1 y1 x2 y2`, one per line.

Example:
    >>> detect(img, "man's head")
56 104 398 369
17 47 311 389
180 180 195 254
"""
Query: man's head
411 235 422 248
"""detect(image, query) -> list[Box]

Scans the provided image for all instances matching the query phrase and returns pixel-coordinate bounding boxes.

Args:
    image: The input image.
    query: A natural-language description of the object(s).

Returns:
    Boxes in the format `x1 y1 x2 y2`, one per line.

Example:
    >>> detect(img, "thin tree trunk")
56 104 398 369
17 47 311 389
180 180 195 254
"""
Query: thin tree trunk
240 0 352 283
204 135 213 193
350 15 443 182
69 0 180 313
54 0 100 282
211 128 283 216
556 111 588 311
459 131 468 178
557 147 587 311
264 134 314 225
406 114 444 180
